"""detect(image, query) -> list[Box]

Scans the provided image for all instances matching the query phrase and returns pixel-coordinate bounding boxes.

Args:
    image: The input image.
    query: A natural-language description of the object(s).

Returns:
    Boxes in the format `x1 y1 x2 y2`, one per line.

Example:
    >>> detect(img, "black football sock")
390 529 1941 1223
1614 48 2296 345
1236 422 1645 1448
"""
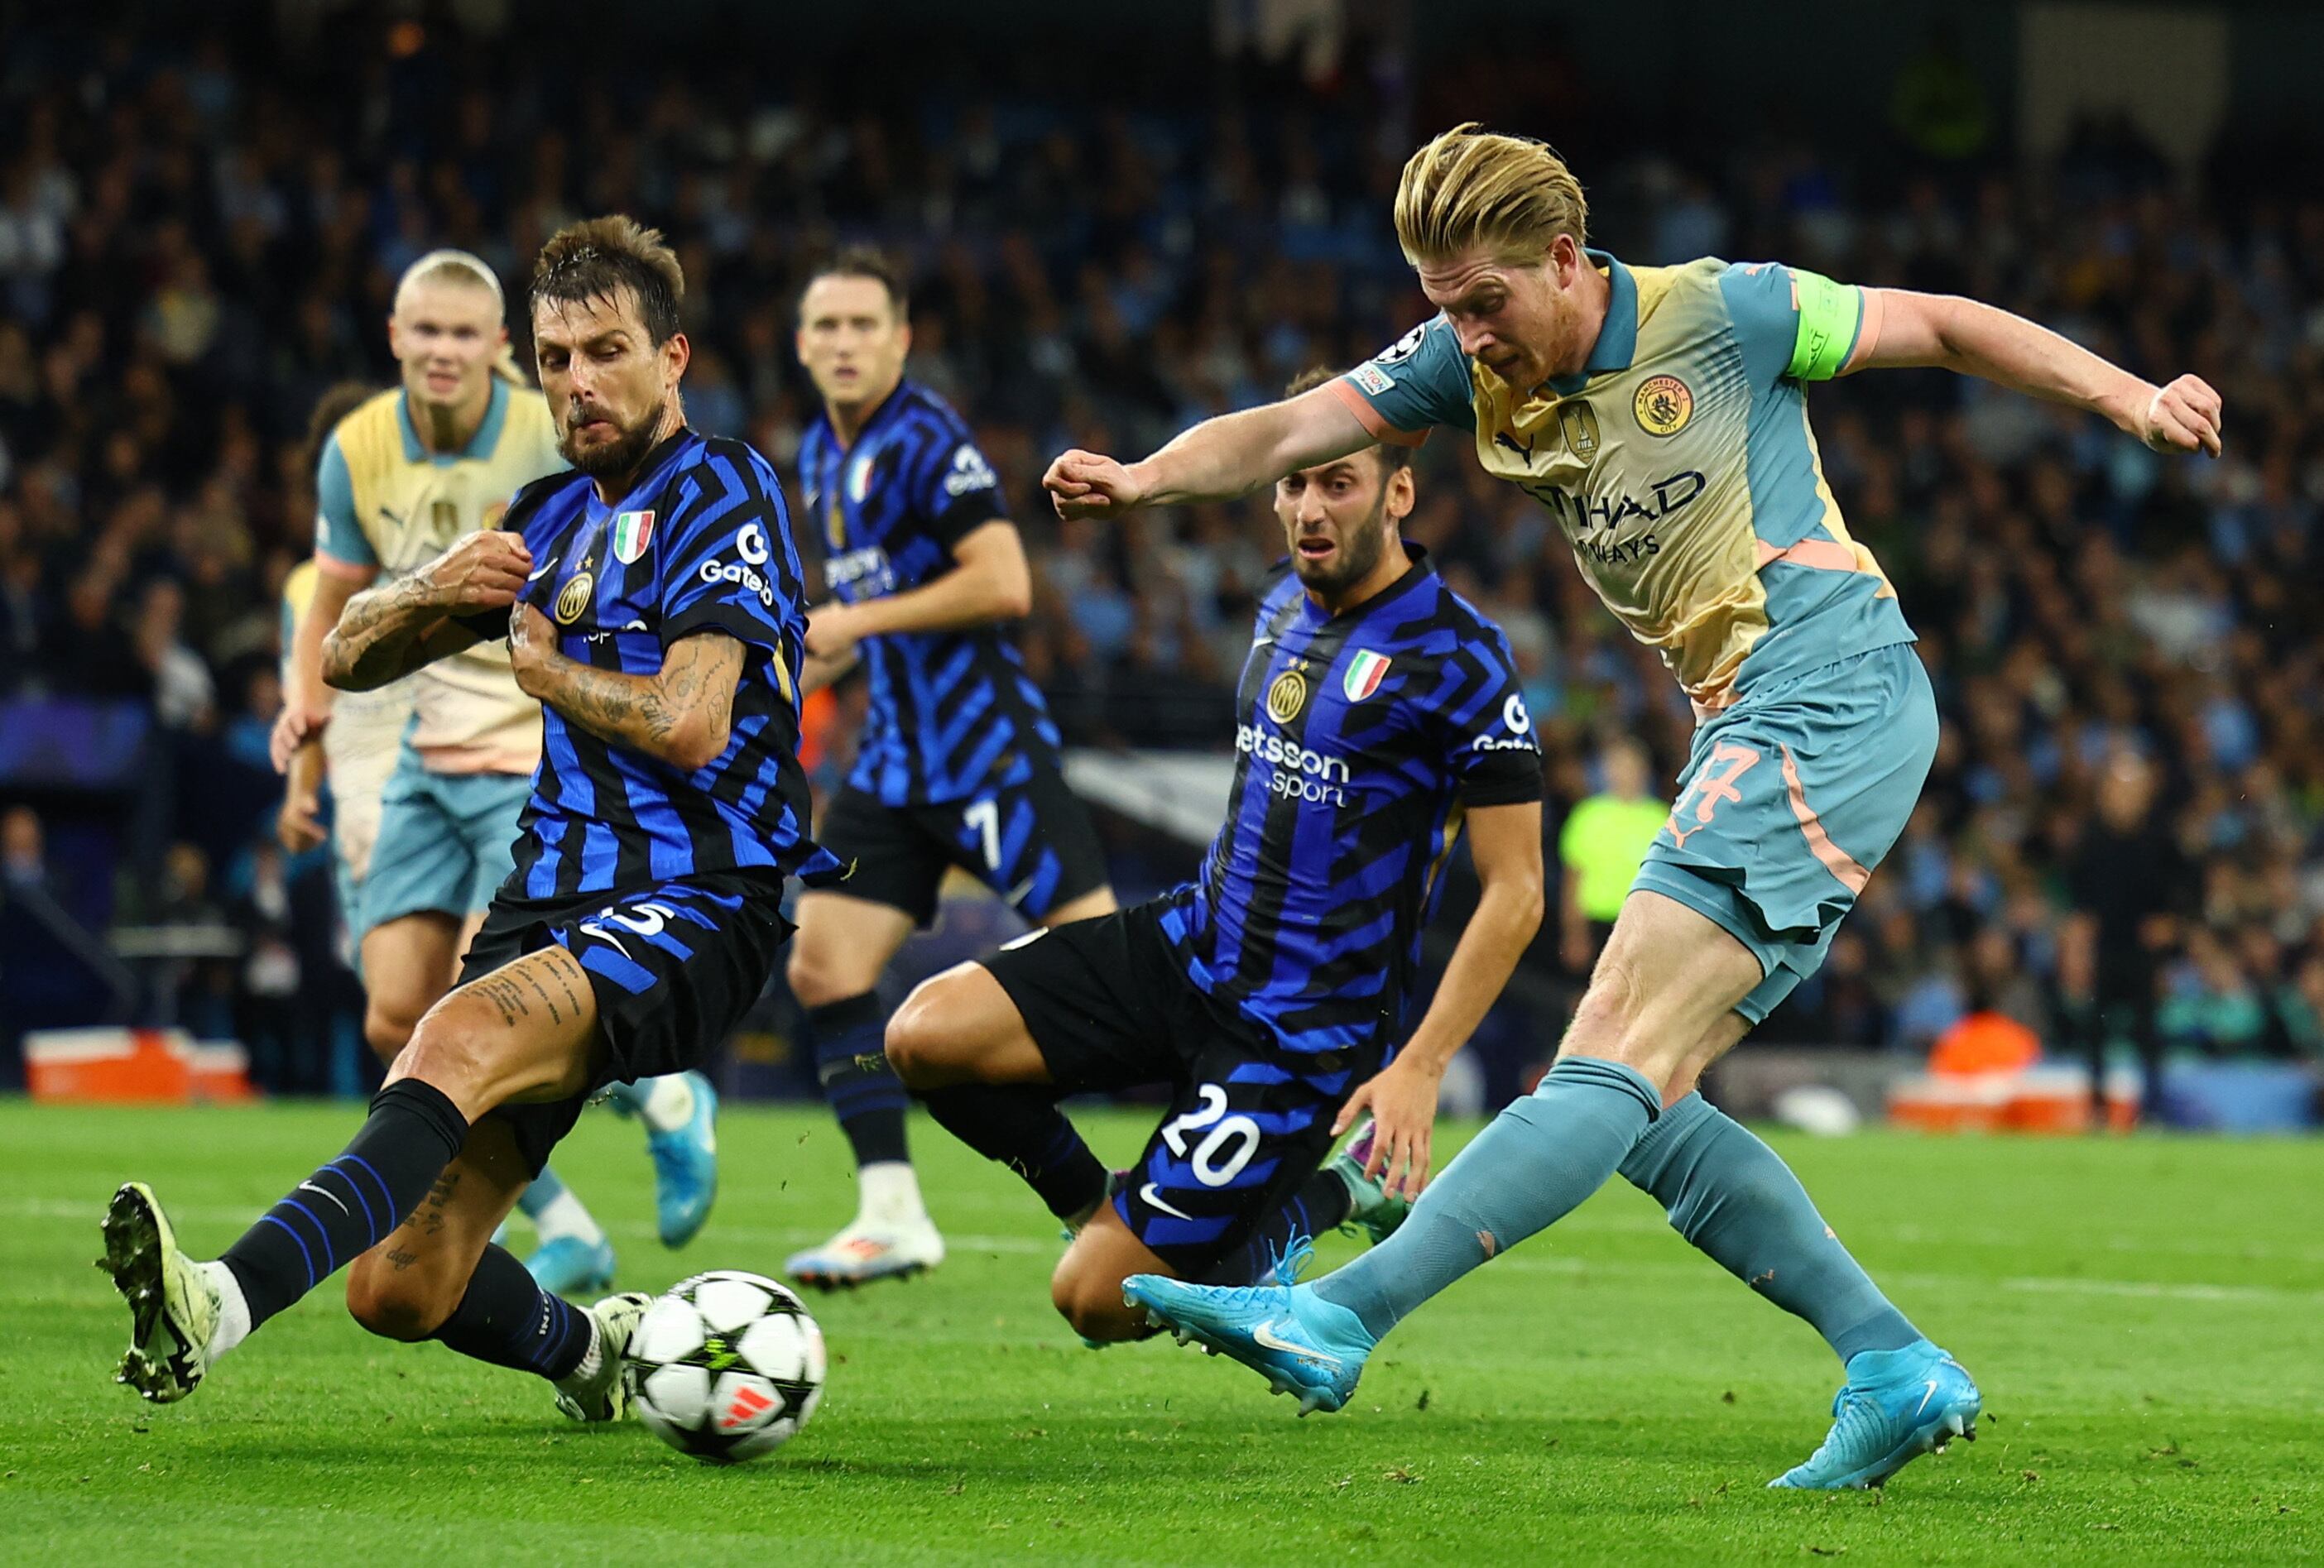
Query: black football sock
920 1080 1109 1220
218 1078 469 1329
808 993 910 1168
1203 1169 1356 1285
430 1242 597 1381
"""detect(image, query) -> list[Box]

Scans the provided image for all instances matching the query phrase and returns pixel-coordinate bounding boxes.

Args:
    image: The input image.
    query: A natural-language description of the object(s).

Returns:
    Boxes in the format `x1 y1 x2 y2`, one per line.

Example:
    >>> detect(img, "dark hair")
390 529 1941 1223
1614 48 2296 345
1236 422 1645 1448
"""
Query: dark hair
528 215 685 345
305 379 378 472
1285 367 1412 474
803 246 909 320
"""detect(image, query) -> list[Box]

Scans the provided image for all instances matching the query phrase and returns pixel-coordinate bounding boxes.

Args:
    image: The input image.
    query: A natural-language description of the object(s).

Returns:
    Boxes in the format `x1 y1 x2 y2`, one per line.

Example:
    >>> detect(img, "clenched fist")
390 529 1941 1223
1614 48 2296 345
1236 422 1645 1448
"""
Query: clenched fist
2137 373 2224 458
507 601 559 695
419 530 535 611
1042 449 1150 521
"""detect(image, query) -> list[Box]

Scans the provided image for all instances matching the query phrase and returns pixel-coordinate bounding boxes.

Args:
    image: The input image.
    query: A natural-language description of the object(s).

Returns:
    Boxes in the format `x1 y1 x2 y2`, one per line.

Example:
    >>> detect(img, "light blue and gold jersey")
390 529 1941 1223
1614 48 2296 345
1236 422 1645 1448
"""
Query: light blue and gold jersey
315 379 565 773
1336 252 1910 713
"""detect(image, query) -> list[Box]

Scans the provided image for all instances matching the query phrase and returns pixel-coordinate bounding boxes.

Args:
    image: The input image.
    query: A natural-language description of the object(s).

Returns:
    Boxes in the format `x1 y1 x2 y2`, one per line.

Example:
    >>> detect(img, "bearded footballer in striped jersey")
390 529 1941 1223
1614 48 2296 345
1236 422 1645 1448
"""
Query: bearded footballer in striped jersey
102 217 842 1423
886 369 1545 1345
272 248 720 1301
1053 125 2223 1489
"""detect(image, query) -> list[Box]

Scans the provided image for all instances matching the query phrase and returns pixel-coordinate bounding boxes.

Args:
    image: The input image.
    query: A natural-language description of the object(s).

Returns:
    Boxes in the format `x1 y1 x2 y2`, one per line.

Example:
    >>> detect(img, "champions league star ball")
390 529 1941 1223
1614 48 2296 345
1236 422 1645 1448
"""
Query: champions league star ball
625 1271 827 1463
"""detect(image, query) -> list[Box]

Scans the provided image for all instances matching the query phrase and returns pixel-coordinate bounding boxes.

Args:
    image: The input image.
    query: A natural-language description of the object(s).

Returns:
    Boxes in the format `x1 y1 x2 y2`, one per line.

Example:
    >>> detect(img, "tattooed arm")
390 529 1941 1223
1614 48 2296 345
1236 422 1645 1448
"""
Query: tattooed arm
507 602 743 772
323 530 533 691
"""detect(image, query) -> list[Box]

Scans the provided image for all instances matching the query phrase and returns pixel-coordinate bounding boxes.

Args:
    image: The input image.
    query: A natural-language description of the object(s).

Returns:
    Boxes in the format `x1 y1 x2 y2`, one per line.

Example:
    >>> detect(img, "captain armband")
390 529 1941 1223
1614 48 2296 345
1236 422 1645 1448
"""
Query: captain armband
1786 269 1864 382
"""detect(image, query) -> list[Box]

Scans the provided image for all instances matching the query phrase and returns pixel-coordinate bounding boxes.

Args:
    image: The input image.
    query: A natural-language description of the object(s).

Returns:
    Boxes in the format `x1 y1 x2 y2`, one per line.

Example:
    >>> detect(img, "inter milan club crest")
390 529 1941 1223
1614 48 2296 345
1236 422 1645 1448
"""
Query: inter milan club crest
1266 667 1308 724
1342 650 1391 701
611 509 655 564
555 571 594 625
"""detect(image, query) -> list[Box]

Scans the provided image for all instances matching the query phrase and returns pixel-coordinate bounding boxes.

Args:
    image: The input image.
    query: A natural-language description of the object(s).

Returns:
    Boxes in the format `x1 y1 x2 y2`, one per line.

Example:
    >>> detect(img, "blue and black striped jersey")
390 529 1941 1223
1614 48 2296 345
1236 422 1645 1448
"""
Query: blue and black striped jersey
799 379 1064 806
1159 548 1544 1057
491 428 845 899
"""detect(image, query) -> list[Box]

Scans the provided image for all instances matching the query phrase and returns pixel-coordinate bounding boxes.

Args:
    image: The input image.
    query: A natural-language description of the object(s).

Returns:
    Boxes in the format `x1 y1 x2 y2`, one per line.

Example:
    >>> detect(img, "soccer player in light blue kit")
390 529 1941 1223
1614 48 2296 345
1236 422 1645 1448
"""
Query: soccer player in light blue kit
1046 126 2223 1489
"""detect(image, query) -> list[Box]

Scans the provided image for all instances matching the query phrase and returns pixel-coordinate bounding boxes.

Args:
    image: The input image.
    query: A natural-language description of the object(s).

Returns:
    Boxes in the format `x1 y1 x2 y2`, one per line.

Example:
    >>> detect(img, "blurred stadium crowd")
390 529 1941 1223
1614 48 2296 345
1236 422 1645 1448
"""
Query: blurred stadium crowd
3 9 2322 1093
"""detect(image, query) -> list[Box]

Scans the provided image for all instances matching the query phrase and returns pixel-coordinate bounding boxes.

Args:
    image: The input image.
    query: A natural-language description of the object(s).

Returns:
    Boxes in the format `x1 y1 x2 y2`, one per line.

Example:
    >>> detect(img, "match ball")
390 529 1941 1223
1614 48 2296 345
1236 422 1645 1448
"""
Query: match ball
624 1270 826 1464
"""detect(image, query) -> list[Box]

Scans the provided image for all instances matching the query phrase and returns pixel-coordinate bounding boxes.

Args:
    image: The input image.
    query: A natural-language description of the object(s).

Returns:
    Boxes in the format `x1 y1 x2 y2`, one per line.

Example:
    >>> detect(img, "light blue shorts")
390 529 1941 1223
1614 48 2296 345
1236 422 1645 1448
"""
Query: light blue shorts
1632 643 1937 1024
359 748 532 937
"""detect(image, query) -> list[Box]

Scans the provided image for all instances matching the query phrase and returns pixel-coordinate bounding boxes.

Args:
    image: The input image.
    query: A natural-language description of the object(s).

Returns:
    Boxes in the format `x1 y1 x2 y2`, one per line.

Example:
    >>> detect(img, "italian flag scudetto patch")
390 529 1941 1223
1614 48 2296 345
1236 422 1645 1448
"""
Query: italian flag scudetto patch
1343 650 1391 701
611 510 655 564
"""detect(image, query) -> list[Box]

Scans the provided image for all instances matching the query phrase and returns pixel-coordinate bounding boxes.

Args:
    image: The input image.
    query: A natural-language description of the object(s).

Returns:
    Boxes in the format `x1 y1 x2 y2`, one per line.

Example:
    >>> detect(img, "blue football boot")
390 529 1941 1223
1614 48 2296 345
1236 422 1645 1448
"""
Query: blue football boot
1121 1276 1376 1414
647 1072 719 1248
525 1234 617 1297
1769 1339 1982 1489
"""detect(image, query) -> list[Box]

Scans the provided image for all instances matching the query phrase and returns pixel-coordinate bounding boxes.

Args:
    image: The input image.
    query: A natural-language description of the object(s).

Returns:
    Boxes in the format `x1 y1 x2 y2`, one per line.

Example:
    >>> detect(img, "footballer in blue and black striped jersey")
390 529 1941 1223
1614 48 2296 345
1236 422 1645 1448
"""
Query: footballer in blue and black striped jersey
100 218 846 1423
890 381 1546 1340
971 548 1544 1275
1157 548 1544 1059
492 428 841 904
454 430 847 1174
798 379 1106 918
782 254 1115 1290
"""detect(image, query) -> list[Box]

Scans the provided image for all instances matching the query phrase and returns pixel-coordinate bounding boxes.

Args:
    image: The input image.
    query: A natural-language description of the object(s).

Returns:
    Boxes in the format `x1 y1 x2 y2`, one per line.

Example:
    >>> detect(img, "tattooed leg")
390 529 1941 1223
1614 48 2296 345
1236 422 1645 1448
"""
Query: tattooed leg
344 1118 535 1344
385 943 605 1122
185 935 608 1368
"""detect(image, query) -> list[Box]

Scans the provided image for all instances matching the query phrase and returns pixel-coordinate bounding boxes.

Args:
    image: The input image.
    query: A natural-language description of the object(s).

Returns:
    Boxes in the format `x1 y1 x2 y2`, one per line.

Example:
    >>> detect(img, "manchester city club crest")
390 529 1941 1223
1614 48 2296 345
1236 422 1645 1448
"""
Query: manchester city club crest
555 570 594 625
1266 667 1308 723
1634 375 1693 438
610 509 655 564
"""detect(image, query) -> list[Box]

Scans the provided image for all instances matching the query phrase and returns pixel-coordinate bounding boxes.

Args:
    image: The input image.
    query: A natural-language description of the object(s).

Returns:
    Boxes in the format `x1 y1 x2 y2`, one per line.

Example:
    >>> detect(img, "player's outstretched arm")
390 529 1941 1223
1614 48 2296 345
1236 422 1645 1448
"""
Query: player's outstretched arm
323 530 529 691
1852 289 2222 457
1043 382 1374 520
507 607 742 773
1335 799 1546 1199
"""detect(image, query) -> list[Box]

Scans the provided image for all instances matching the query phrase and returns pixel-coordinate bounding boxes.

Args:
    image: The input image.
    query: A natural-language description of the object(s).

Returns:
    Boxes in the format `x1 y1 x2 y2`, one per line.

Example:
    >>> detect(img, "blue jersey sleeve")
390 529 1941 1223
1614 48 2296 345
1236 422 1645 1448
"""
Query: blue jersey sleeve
656 440 808 659
1435 620 1544 807
912 423 1009 549
1718 261 1868 390
313 432 375 570
1334 316 1476 444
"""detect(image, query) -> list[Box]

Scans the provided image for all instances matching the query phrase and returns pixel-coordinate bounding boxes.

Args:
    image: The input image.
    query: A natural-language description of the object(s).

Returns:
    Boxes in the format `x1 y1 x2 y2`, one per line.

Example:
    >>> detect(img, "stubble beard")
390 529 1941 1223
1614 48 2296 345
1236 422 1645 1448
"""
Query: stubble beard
559 402 668 479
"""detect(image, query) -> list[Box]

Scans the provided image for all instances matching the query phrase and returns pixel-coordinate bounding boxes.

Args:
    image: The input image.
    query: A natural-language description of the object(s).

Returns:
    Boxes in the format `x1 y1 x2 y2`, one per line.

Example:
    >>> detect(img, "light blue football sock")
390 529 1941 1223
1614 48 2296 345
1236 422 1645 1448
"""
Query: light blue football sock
516 1166 569 1220
1311 1056 1663 1340
515 1163 606 1244
599 1080 649 1115
1618 1091 1918 1364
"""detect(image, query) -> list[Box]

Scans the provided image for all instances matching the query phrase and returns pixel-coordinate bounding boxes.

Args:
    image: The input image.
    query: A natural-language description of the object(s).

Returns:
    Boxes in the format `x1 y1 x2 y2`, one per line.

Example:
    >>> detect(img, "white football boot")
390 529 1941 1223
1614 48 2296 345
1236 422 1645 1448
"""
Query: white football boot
102 1182 223 1405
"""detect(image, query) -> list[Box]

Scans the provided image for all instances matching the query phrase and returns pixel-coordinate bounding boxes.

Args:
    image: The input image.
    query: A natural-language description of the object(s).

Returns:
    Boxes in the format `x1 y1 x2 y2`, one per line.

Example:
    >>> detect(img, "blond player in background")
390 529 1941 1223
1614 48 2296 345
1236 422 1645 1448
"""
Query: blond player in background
271 251 719 1296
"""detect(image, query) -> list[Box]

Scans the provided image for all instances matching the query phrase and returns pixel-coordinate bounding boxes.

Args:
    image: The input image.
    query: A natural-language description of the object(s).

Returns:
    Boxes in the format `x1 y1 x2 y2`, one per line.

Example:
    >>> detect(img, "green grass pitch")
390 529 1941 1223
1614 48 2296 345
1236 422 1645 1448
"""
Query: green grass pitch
2 1098 2318 1564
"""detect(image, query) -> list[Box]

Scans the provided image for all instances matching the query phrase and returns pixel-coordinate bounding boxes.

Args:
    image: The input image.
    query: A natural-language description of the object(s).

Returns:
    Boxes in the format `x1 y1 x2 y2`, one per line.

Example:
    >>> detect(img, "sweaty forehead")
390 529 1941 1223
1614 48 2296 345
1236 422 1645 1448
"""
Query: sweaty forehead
1416 252 1516 306
532 290 641 346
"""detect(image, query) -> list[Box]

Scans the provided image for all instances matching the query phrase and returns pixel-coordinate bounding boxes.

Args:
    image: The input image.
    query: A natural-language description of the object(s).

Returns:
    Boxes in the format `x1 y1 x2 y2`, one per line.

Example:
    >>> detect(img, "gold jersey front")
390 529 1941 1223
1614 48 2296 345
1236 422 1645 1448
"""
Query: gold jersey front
314 379 565 773
1334 252 1911 712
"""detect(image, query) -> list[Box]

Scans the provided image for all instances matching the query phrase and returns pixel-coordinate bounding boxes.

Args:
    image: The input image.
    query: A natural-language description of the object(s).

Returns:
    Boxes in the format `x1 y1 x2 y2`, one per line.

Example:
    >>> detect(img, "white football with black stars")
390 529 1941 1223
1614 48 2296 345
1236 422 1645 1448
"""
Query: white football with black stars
622 1270 826 1463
